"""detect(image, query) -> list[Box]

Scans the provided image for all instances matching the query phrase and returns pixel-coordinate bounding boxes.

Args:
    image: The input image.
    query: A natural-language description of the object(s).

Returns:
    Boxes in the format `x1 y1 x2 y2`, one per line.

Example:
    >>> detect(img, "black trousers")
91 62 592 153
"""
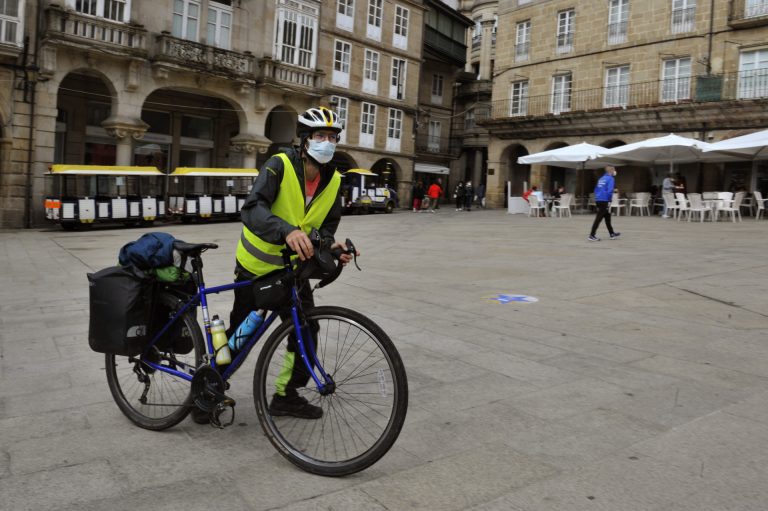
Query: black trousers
228 265 317 396
590 201 615 236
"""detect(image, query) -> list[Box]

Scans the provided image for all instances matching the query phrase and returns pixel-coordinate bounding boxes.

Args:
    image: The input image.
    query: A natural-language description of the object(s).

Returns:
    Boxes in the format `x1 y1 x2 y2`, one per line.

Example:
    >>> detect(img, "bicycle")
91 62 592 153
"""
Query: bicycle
103 234 408 476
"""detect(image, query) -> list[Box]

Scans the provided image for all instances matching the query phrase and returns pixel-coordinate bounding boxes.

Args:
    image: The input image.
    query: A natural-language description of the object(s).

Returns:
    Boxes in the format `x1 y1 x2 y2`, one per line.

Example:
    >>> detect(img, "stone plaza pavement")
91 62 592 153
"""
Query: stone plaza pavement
1 209 768 510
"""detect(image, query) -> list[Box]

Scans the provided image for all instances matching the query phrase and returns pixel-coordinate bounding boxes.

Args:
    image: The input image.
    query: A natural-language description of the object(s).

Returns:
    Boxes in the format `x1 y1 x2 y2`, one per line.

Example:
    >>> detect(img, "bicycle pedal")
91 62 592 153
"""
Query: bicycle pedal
210 398 236 429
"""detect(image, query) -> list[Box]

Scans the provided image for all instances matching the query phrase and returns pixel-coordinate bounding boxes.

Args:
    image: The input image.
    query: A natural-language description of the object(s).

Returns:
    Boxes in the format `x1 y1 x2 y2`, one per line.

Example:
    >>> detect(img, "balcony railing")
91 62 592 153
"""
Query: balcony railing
424 25 467 65
414 134 461 157
556 33 573 54
154 33 254 76
487 71 768 120
729 0 768 26
258 57 324 90
44 5 147 54
607 21 627 44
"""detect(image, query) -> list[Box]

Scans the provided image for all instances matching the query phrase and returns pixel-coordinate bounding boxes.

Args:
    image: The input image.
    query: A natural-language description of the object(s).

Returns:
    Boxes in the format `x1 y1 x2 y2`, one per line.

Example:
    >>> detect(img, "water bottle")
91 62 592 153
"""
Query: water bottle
210 315 231 365
229 310 264 351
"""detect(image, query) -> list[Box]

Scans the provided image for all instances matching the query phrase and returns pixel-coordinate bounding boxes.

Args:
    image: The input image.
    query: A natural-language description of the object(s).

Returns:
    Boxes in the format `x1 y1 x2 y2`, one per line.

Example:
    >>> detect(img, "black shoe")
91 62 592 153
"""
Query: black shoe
191 407 210 425
610 232 621 240
269 394 323 419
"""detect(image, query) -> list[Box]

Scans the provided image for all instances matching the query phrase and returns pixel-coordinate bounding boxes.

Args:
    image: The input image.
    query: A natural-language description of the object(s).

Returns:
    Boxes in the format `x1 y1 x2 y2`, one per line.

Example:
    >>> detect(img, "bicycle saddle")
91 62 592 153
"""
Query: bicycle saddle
173 241 218 256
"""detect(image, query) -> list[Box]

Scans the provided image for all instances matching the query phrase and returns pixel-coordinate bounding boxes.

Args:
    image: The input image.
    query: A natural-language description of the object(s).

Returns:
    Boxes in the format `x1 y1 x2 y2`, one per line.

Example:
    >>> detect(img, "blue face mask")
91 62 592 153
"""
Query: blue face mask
307 139 336 164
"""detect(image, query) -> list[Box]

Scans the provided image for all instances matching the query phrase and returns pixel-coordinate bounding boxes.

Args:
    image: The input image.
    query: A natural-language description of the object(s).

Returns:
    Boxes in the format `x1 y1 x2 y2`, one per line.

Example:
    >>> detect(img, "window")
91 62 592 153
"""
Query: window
367 0 382 41
207 1 232 49
551 73 572 114
393 5 409 50
431 74 444 104
608 0 629 44
672 0 696 33
427 120 441 152
0 0 24 45
173 0 200 41
510 80 529 116
465 108 475 130
363 49 380 94
336 0 353 31
73 0 130 22
386 109 402 152
661 57 691 102
516 20 531 62
333 39 351 87
275 0 318 69
556 9 575 54
331 96 349 144
360 102 376 148
472 17 481 49
738 49 768 99
390 57 406 99
604 65 630 107
746 0 768 18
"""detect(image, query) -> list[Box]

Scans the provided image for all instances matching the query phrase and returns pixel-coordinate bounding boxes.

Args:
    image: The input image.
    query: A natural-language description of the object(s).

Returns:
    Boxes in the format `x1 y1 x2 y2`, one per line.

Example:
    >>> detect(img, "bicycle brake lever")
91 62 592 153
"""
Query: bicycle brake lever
346 238 361 271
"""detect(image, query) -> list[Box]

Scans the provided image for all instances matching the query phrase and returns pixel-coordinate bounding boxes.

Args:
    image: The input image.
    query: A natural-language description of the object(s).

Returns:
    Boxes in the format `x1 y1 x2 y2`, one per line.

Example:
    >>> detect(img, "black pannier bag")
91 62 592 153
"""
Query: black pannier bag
88 265 152 356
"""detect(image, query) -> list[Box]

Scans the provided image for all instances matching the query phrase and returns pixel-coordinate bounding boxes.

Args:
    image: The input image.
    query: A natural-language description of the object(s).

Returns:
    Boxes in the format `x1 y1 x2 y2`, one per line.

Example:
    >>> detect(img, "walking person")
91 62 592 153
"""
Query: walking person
476 182 486 209
588 166 621 242
454 181 465 211
464 181 474 211
427 178 443 213
661 172 675 218
412 180 425 212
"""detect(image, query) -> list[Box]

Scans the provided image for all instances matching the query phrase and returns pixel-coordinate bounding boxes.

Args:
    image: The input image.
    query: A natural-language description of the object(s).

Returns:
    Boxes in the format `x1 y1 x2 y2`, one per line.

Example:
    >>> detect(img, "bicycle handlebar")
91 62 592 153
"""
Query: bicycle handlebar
279 229 360 288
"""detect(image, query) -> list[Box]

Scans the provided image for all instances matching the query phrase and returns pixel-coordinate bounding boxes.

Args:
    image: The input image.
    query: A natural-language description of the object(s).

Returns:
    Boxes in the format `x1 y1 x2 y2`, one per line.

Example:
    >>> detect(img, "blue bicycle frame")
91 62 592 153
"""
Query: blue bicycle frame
137 277 334 392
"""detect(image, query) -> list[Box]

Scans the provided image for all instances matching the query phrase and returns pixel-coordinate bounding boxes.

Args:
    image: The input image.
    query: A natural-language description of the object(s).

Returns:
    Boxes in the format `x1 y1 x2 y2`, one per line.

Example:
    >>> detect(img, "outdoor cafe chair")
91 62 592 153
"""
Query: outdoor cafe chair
629 192 651 216
740 195 754 217
753 191 766 220
528 194 547 217
716 191 744 222
675 192 690 221
662 193 679 219
687 193 712 222
610 194 627 216
552 193 572 217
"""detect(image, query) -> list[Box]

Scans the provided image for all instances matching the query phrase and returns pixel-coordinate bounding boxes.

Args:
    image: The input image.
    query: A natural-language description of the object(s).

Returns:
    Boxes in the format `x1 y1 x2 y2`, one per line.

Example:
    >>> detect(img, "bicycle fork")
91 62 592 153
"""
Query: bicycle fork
290 305 335 396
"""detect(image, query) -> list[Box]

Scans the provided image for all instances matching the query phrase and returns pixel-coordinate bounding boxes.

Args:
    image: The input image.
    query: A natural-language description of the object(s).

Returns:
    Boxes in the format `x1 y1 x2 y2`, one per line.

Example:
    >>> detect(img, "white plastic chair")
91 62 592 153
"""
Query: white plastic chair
717 191 744 222
629 192 650 216
675 192 689 221
740 195 754 217
528 194 547 217
753 191 765 220
662 193 678 218
552 193 572 217
609 195 627 216
687 193 712 222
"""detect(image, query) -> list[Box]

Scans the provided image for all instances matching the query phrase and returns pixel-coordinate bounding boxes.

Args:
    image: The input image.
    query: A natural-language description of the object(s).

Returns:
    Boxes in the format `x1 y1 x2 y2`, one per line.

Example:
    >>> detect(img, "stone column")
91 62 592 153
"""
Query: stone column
479 20 495 81
230 133 272 168
101 116 150 165
473 149 484 186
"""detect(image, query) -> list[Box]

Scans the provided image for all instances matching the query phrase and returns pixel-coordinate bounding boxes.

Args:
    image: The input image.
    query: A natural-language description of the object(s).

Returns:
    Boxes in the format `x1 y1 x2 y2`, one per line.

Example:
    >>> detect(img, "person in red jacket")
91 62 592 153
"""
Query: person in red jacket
426 178 443 213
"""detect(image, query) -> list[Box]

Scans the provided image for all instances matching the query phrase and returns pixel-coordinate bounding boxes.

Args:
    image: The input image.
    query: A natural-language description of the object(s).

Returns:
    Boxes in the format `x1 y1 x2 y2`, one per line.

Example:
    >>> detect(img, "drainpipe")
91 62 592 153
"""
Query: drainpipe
706 0 715 75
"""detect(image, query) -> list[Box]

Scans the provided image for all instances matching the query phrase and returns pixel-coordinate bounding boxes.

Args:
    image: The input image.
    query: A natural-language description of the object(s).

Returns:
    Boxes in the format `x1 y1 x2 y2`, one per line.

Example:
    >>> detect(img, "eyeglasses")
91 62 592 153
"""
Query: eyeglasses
312 132 339 143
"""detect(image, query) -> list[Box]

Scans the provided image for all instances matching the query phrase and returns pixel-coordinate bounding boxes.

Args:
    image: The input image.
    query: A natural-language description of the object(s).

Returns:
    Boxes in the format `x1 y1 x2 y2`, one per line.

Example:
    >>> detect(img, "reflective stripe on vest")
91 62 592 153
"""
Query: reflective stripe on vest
236 153 341 276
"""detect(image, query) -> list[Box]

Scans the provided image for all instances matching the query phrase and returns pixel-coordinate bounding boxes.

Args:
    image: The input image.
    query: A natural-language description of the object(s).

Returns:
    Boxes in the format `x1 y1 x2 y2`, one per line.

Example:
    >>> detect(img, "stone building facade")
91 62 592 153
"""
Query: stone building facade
483 0 768 206
0 0 439 228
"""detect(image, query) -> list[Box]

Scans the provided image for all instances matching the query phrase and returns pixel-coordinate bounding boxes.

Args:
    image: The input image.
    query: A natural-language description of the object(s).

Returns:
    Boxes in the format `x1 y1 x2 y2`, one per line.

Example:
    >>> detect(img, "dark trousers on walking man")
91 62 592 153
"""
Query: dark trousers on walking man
589 201 618 241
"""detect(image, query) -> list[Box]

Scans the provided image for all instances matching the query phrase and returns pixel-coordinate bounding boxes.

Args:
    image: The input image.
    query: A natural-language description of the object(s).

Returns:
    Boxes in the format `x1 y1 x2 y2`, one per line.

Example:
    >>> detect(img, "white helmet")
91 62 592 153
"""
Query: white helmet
297 106 344 137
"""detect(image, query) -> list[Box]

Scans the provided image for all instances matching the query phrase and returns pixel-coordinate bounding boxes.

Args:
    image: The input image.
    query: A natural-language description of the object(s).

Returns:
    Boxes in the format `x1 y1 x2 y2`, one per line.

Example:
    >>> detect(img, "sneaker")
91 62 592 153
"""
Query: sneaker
269 394 322 419
191 406 210 425
661 215 670 219
588 235 600 242
610 232 621 240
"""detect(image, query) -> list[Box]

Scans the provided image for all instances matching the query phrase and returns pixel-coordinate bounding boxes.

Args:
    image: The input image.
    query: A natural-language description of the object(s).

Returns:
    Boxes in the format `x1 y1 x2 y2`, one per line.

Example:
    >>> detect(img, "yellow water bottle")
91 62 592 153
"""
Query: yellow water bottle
211 315 231 365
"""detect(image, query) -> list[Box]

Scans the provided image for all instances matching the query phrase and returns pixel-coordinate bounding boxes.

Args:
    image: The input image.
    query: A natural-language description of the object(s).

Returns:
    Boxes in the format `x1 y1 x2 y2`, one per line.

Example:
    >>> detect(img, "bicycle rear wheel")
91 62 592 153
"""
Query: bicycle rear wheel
253 306 408 476
105 292 204 430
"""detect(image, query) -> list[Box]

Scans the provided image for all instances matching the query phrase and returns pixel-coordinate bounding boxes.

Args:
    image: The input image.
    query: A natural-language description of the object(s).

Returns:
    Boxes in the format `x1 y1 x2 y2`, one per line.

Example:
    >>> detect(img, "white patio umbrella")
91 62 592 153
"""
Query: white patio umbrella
593 134 723 172
517 142 611 169
701 128 768 159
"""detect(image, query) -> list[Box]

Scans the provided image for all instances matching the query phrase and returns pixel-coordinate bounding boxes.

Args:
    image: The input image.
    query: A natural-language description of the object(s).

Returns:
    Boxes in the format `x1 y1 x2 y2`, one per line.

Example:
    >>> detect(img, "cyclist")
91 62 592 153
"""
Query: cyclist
228 106 355 419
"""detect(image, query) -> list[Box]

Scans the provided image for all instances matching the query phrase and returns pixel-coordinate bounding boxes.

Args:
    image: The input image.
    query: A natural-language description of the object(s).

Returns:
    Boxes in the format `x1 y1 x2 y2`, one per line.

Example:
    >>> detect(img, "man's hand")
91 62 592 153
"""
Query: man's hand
330 241 359 265
285 229 313 261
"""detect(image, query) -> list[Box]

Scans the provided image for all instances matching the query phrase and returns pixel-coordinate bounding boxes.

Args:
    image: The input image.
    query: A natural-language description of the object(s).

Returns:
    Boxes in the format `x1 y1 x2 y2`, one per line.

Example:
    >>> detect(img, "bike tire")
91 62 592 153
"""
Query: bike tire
253 306 408 476
105 291 204 430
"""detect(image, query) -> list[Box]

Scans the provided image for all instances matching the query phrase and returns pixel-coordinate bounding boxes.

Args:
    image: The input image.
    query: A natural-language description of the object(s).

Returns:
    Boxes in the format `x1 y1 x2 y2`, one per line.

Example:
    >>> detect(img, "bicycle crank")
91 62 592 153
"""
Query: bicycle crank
191 366 236 428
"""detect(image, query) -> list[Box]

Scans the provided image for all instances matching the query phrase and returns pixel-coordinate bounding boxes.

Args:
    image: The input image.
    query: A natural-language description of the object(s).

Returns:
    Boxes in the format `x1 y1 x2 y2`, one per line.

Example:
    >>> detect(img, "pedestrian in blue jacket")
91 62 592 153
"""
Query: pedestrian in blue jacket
588 166 621 241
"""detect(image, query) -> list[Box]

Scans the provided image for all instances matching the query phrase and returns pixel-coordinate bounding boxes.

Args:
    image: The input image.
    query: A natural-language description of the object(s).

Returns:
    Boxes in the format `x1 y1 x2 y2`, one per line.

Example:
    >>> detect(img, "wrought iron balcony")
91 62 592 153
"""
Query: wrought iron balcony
424 25 467 66
43 4 147 56
414 134 461 157
154 33 254 77
257 57 324 92
487 71 766 120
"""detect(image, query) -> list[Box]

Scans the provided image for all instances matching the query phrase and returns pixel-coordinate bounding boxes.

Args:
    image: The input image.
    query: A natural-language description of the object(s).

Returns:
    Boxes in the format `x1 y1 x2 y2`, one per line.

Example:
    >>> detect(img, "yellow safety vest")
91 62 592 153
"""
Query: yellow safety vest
236 153 341 276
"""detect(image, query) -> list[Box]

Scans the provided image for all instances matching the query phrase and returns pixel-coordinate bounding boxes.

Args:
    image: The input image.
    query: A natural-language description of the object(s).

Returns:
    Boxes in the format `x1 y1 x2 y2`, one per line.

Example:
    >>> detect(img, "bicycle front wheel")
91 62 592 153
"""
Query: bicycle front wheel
105 292 204 430
253 306 408 476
